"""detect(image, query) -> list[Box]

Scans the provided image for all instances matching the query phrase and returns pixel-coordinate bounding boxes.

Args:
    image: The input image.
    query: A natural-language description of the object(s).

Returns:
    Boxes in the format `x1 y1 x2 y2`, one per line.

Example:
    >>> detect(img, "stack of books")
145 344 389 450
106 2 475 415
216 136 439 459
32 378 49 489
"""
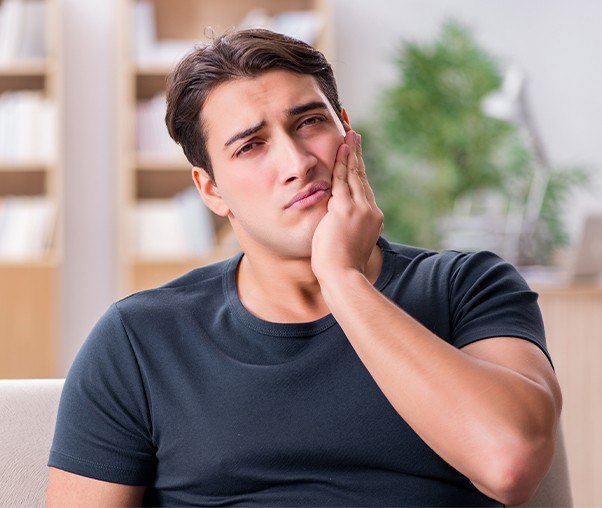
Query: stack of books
136 94 180 157
0 0 46 63
0 196 55 260
0 91 55 162
134 186 216 259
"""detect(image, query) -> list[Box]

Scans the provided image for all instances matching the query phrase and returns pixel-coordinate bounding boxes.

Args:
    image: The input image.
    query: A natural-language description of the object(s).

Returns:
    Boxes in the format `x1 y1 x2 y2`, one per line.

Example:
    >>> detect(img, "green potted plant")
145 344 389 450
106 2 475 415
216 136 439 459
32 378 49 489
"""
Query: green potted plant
358 19 588 264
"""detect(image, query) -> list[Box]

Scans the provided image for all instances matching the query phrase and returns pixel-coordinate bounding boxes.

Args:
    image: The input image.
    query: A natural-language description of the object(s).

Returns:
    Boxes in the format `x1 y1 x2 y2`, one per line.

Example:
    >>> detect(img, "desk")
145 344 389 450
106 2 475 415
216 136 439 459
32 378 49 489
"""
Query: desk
532 283 602 507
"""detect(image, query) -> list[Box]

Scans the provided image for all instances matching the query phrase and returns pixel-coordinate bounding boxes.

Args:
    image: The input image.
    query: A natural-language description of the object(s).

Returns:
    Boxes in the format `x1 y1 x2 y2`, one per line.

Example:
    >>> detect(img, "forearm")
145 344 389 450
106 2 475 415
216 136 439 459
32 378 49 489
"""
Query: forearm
319 269 557 502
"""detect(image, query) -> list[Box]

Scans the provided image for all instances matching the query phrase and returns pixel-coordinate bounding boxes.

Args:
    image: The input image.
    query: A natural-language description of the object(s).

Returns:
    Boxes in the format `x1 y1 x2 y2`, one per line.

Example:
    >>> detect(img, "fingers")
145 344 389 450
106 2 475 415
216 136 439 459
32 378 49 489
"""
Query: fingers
347 148 367 204
332 129 379 211
331 143 351 199
354 133 378 208
346 130 377 207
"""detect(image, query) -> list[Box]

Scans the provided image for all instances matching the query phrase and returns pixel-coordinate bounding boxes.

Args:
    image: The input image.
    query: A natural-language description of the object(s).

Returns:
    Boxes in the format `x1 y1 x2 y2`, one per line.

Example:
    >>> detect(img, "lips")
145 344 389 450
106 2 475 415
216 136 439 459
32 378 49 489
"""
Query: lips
285 181 331 209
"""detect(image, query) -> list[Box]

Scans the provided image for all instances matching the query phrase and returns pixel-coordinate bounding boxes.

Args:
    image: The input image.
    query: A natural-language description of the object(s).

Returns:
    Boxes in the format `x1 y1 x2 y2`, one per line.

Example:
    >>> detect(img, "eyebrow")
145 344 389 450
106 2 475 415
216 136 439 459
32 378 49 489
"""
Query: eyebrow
223 101 329 149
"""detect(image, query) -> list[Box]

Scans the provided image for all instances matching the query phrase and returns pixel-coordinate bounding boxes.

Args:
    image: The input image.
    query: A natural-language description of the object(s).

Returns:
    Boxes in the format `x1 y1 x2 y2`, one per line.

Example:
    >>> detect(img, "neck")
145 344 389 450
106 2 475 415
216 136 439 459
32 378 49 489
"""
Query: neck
236 241 383 323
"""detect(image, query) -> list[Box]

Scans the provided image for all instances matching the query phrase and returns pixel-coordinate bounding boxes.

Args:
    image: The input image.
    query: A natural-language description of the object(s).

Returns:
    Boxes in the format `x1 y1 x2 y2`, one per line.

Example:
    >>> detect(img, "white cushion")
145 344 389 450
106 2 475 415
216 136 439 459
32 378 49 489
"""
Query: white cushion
0 379 64 507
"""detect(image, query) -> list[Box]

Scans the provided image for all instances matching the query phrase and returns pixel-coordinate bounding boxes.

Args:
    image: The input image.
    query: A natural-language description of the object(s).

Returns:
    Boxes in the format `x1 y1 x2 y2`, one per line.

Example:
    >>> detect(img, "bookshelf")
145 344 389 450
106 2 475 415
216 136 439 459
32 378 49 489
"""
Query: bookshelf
0 0 61 377
117 0 334 295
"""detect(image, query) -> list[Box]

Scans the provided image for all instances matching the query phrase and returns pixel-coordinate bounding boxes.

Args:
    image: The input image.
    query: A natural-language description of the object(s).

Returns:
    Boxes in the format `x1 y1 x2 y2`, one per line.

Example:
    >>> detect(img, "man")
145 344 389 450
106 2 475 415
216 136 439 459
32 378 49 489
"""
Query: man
47 29 562 506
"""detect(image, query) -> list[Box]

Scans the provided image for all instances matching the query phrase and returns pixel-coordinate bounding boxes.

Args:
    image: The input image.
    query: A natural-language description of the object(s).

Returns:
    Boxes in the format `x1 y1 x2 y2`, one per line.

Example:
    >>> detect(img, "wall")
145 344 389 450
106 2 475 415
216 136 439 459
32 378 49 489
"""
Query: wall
331 0 602 241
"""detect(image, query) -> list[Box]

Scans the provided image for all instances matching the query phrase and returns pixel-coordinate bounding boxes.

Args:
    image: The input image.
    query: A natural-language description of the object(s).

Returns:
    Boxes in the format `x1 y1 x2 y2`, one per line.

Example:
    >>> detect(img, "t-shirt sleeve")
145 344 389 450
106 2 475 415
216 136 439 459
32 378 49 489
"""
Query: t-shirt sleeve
448 250 554 370
48 303 156 485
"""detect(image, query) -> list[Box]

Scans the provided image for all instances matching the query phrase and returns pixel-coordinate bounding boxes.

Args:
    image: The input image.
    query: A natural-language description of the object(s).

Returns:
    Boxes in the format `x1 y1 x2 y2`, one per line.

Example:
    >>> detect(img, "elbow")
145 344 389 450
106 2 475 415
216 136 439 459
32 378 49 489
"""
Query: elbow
488 436 555 506
474 380 562 505
491 465 538 505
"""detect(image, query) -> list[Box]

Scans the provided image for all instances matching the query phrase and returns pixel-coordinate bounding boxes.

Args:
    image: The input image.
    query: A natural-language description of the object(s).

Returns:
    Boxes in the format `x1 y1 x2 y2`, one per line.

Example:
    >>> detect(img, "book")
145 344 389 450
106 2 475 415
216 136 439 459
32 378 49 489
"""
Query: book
0 196 55 260
134 199 188 259
0 0 45 62
18 0 46 59
133 0 156 64
134 189 216 259
0 91 54 162
136 94 180 156
175 186 215 257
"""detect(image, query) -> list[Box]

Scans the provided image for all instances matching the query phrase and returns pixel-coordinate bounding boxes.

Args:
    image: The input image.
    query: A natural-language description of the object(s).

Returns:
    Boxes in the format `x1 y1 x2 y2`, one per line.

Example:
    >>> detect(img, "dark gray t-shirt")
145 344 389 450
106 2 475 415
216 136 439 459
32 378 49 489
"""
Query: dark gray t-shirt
48 236 552 506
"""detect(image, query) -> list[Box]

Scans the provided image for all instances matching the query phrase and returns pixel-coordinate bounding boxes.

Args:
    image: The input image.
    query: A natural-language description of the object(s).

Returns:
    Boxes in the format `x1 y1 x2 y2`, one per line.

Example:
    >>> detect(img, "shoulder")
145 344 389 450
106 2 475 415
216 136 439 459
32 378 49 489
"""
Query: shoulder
382 237 517 284
114 253 237 318
380 237 533 306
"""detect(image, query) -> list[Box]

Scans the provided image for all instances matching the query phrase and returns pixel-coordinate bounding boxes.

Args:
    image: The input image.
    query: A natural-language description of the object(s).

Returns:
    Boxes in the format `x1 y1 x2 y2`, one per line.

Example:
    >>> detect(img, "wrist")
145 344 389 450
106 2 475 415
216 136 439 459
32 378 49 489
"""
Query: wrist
317 268 368 303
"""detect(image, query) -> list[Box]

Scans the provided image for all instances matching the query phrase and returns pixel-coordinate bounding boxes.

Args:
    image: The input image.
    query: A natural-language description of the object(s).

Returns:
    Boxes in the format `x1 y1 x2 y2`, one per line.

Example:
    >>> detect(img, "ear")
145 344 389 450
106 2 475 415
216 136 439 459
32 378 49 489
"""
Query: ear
192 167 230 217
341 108 351 132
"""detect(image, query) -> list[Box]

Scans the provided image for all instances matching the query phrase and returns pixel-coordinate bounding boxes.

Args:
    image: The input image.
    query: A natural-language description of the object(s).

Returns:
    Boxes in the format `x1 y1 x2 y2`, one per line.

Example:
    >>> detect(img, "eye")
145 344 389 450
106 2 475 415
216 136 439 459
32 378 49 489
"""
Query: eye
235 141 260 158
300 116 325 128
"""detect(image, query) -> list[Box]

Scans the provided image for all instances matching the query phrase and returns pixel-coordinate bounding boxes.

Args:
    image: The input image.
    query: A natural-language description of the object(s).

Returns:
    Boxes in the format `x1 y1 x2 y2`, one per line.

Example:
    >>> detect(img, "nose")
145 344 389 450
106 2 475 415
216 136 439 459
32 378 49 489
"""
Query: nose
276 134 318 184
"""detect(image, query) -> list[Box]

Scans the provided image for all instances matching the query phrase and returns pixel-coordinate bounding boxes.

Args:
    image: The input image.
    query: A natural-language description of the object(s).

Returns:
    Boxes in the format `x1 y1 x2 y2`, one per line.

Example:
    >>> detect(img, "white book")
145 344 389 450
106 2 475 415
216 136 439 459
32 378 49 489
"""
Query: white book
13 91 27 159
272 11 323 45
0 199 7 245
15 91 41 160
137 94 180 155
175 186 215 256
135 100 149 151
0 93 8 159
154 40 196 65
1 93 17 159
37 99 55 162
0 0 26 63
0 91 46 162
134 0 157 64
0 2 9 61
147 95 163 152
134 199 188 259
18 0 46 59
0 196 54 260
150 94 179 155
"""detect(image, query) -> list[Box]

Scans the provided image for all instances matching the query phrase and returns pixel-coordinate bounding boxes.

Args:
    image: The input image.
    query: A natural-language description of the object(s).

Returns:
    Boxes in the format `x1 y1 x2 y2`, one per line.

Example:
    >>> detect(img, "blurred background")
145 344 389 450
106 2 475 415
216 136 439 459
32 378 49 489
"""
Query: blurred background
0 0 600 504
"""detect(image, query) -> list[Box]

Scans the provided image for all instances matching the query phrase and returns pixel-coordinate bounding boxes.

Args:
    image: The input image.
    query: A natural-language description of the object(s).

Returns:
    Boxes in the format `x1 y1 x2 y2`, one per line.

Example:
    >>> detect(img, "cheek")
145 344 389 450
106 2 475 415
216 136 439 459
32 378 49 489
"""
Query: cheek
314 132 343 171
228 169 274 205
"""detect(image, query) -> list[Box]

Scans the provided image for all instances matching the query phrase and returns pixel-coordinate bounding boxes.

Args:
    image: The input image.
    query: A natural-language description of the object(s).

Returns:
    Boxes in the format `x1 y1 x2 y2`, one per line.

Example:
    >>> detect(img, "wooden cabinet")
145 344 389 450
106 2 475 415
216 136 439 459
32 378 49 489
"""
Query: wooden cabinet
0 0 61 377
117 0 333 295
533 284 602 507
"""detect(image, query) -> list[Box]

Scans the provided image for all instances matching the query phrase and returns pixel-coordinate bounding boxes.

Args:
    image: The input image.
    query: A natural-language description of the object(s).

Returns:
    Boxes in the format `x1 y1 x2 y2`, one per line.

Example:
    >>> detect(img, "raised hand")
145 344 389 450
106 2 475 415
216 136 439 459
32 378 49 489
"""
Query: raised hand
311 126 384 284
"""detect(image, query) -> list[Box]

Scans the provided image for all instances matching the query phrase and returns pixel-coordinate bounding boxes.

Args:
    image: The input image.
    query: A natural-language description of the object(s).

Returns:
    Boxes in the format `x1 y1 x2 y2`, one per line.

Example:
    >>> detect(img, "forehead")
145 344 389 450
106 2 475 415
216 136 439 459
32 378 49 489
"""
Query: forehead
201 70 331 145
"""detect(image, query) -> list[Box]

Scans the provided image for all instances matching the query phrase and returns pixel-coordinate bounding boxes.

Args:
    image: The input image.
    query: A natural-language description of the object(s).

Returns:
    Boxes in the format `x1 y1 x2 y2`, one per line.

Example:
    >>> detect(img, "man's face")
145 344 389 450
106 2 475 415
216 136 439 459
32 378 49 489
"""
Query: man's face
194 69 346 259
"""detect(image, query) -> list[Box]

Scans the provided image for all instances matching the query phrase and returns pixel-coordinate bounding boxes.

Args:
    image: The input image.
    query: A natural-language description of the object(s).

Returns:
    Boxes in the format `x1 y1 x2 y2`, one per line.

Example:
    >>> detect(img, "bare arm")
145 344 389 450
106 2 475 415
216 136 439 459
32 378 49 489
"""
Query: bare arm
46 467 146 508
318 270 562 505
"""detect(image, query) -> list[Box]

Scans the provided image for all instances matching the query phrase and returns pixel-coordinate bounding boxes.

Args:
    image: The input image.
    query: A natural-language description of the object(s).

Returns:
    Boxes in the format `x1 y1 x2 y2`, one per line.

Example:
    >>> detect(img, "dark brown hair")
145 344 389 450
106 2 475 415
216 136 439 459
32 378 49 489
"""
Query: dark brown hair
165 28 342 183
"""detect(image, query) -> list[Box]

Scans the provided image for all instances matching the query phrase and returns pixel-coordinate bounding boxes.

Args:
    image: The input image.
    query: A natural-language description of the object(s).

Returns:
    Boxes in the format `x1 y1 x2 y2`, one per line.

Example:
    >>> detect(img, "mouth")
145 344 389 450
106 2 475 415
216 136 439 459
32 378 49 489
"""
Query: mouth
285 182 331 210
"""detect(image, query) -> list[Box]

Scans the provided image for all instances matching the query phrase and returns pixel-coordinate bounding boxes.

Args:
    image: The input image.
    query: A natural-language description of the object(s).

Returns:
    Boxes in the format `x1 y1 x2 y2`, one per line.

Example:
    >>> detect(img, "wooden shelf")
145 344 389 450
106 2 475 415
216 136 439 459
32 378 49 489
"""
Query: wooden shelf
135 63 174 76
0 0 61 378
0 161 51 171
0 170 47 196
0 257 57 269
135 153 190 170
0 60 47 76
